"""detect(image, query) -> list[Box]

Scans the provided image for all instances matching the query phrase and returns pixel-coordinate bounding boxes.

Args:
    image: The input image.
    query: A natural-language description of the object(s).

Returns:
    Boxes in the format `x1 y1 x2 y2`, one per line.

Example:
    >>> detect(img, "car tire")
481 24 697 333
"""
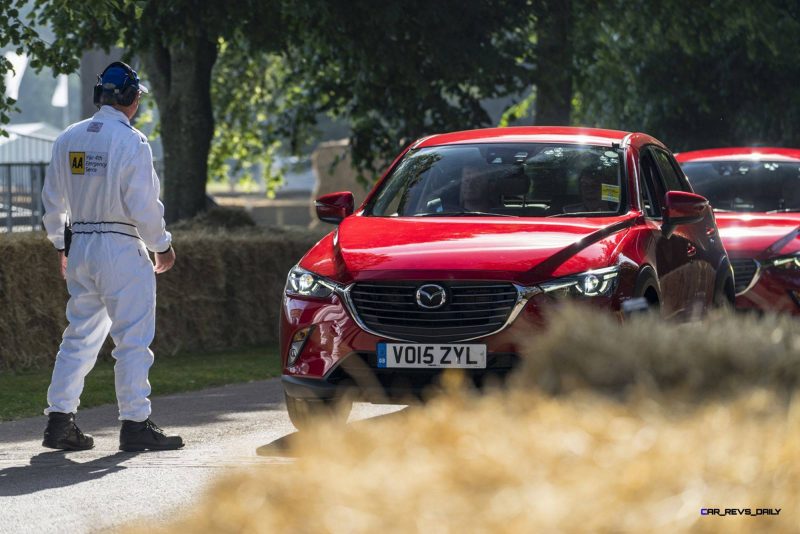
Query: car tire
284 392 352 431
632 266 661 312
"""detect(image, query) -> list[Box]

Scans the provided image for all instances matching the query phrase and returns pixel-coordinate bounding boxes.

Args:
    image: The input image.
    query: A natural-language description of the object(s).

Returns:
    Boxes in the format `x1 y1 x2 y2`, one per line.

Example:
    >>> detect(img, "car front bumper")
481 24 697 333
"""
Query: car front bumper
736 266 800 315
279 283 623 402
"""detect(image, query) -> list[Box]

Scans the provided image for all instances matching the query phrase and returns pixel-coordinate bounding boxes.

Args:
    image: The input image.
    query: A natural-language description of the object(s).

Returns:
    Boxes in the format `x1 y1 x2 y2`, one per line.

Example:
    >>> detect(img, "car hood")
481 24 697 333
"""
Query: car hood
301 214 636 284
714 213 800 259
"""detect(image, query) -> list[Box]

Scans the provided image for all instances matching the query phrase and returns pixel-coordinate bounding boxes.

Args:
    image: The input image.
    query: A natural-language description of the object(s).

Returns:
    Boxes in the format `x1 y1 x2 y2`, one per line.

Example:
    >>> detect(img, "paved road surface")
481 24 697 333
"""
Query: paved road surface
0 379 403 534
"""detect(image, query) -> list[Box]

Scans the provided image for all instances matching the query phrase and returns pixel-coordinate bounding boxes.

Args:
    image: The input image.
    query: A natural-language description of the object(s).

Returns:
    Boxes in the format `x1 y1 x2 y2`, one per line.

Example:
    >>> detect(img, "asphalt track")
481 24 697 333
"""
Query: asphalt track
0 379 403 533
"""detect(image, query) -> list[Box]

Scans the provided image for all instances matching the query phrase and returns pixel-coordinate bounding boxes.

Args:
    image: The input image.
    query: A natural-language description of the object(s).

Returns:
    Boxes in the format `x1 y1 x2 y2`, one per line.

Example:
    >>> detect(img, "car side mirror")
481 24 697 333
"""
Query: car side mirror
661 190 708 238
315 191 354 224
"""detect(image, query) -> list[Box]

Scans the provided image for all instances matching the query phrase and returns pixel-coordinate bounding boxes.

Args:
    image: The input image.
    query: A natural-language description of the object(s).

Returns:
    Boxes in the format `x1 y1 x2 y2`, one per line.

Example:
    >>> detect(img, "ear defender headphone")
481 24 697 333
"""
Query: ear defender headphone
93 61 141 108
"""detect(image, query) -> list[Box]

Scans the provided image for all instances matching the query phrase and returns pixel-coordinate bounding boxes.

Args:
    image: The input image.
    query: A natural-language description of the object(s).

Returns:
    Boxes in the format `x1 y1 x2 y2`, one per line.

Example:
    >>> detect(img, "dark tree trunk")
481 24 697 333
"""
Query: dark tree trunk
534 0 573 126
144 36 218 223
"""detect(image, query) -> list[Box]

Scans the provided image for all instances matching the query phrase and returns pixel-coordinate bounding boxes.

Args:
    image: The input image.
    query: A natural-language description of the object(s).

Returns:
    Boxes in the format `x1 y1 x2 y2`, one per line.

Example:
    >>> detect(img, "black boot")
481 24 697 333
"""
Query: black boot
119 419 184 452
42 412 94 451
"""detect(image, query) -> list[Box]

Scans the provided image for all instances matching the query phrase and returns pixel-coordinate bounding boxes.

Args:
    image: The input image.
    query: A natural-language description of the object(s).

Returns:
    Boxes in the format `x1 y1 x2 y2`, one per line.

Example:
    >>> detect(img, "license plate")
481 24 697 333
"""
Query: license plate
377 343 487 369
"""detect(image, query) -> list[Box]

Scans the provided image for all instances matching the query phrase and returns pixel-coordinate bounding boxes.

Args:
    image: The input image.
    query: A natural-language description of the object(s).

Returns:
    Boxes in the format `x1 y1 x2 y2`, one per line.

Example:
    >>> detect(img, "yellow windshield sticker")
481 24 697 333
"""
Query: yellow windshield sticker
601 183 620 203
69 152 85 175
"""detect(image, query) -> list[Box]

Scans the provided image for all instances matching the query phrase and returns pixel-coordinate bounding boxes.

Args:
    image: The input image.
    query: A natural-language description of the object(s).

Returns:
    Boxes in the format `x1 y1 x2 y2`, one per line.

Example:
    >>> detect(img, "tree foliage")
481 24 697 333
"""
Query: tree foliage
15 0 282 221
573 0 800 150
282 0 534 177
5 0 800 221
208 45 306 191
0 0 75 130
210 0 535 184
2 0 536 219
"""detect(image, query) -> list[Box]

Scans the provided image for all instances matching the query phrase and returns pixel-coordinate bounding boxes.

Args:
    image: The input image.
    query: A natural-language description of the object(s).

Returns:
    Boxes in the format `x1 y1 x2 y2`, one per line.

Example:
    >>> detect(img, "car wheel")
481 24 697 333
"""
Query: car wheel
632 266 661 313
284 392 352 431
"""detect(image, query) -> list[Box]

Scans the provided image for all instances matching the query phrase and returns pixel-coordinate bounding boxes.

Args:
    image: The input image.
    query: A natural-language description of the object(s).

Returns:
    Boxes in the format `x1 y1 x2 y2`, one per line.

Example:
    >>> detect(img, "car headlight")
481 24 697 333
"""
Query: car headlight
765 252 800 270
285 266 339 298
539 266 620 298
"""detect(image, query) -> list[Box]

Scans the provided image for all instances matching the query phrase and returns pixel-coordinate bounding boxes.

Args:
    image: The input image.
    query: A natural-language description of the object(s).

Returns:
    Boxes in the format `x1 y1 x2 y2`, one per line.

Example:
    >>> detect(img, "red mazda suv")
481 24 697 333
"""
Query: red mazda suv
677 147 800 314
281 127 733 429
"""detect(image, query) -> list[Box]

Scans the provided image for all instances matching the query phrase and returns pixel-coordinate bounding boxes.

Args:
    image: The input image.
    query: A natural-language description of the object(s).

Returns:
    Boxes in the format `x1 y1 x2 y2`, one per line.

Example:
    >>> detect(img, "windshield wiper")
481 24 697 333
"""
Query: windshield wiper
765 208 800 214
415 211 518 218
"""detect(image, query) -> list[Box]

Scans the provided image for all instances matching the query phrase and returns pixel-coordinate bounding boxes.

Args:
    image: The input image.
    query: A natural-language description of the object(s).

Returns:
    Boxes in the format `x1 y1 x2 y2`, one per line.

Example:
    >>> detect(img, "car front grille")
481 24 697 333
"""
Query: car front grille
348 282 519 342
730 258 759 294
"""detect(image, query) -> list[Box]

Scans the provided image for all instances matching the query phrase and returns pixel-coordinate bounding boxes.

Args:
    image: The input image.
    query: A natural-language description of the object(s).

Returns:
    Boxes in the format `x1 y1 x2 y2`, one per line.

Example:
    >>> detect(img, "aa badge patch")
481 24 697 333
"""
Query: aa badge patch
69 152 85 175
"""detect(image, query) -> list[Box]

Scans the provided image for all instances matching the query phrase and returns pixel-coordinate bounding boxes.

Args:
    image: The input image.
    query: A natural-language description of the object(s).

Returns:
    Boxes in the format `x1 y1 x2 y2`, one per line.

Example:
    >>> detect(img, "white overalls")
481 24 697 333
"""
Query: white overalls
41 105 171 422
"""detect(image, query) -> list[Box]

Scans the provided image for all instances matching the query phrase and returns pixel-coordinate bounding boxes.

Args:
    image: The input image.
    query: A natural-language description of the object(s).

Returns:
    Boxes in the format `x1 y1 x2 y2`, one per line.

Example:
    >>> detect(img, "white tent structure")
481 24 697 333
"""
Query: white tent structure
0 122 58 164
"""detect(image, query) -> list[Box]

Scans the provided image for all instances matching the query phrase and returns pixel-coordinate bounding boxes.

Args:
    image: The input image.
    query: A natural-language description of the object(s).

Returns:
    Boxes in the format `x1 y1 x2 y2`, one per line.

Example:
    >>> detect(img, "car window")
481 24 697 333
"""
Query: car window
671 156 693 192
682 160 800 212
639 149 664 218
367 143 626 217
653 149 689 192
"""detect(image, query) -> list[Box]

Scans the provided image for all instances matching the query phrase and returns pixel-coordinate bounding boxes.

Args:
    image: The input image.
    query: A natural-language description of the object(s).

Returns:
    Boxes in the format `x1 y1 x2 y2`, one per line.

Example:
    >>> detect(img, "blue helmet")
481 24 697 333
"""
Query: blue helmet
93 61 149 108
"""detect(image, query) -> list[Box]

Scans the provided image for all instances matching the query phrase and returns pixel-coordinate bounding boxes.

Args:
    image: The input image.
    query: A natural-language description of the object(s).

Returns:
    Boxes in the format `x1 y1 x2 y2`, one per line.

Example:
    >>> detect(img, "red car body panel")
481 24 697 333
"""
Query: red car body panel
301 215 637 281
282 128 732 401
677 148 800 314
675 147 800 162
412 126 631 149
714 214 800 259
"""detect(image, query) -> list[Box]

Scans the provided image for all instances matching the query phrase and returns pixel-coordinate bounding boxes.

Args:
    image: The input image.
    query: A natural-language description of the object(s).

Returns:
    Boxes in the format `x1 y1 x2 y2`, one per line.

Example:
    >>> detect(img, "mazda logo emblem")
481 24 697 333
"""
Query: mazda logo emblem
416 284 447 309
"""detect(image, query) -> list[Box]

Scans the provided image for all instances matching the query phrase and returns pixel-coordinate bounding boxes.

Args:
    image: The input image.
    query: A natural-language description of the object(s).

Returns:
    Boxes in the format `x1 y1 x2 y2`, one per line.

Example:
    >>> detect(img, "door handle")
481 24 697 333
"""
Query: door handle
687 243 697 257
705 226 716 237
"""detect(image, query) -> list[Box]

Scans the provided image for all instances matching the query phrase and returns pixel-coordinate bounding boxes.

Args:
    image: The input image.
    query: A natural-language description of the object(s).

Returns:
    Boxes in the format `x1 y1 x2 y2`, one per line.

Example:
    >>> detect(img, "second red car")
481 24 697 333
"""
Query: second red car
677 147 800 315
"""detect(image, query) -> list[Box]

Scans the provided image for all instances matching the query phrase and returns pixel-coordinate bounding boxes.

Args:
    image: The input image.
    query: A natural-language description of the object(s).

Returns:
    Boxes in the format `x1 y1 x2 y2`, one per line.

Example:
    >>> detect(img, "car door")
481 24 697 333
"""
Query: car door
652 147 716 312
638 147 694 318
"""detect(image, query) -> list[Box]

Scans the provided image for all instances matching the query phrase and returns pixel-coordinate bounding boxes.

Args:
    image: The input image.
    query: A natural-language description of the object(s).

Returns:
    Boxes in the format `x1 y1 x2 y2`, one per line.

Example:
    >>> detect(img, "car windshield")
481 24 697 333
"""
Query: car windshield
682 160 800 213
366 143 626 217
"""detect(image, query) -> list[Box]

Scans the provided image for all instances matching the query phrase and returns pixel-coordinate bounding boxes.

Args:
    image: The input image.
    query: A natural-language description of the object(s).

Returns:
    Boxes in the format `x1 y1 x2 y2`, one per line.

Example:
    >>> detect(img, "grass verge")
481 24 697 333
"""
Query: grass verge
0 345 280 421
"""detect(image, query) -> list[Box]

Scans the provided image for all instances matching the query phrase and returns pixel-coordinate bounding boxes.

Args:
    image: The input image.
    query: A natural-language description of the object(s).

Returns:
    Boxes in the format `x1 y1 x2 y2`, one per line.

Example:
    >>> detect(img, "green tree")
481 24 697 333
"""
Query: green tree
572 0 800 150
2 0 537 221
211 0 536 183
26 0 284 222
0 1 74 129
7 0 800 221
503 0 800 152
530 0 573 126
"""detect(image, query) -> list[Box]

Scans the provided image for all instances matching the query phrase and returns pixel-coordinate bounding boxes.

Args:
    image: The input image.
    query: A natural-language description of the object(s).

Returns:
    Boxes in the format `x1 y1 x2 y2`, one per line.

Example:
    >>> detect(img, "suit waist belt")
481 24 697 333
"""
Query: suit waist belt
70 221 142 240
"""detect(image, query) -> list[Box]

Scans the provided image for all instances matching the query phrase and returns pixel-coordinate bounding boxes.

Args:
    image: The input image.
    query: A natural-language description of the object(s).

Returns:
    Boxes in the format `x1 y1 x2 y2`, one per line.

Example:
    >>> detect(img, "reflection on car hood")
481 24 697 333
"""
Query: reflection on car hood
306 215 636 282
714 213 800 258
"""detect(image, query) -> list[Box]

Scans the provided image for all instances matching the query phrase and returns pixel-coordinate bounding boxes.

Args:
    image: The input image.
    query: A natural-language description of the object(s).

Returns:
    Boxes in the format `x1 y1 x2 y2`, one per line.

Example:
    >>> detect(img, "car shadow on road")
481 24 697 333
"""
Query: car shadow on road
0 450 138 497
256 406 409 458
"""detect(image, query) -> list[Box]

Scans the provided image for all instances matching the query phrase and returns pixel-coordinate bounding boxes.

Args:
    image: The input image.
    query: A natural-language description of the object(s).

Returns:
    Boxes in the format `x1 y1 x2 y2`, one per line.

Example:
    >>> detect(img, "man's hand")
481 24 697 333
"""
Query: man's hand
154 246 176 274
58 251 67 280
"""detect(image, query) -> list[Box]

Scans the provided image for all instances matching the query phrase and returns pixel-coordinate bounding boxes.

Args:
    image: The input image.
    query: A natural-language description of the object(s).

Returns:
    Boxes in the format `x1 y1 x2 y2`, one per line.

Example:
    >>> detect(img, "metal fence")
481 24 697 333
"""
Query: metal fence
0 161 167 233
0 163 46 233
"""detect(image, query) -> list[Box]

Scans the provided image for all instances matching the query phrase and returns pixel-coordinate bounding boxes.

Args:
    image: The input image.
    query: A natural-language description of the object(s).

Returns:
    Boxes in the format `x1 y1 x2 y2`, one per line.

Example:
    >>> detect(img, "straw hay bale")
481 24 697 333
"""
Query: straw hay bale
145 306 799 533
511 304 800 398
0 226 323 369
156 390 799 533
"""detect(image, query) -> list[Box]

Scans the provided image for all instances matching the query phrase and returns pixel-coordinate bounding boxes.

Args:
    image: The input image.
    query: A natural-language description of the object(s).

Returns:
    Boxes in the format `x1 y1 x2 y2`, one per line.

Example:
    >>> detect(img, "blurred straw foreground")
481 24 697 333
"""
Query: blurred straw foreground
150 306 800 533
